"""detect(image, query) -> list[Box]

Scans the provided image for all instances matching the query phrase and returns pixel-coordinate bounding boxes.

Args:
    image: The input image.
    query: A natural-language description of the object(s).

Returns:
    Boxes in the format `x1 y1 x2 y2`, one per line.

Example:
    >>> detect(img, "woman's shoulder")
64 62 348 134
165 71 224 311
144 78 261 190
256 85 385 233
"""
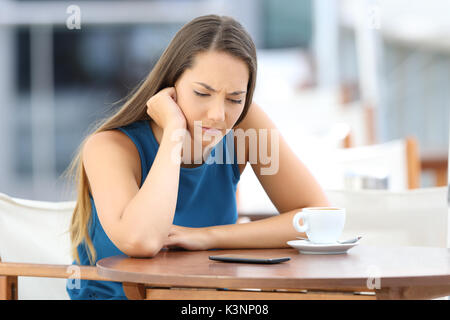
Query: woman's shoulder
85 120 148 149
83 129 142 185
85 129 137 154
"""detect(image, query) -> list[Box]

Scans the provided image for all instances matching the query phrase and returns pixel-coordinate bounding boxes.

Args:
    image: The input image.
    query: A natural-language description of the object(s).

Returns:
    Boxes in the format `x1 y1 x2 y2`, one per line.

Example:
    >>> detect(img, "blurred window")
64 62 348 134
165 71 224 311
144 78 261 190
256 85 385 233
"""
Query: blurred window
261 0 312 48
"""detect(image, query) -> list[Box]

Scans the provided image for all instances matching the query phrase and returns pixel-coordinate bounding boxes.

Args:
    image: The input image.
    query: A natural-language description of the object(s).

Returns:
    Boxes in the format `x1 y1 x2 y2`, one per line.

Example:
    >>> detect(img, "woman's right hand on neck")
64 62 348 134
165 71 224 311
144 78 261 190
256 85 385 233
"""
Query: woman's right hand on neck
146 87 187 132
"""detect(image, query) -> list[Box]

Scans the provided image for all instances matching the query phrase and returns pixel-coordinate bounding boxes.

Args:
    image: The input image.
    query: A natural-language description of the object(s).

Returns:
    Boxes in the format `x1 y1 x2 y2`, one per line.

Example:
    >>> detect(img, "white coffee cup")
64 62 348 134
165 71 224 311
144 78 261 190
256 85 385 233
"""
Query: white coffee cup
292 207 346 244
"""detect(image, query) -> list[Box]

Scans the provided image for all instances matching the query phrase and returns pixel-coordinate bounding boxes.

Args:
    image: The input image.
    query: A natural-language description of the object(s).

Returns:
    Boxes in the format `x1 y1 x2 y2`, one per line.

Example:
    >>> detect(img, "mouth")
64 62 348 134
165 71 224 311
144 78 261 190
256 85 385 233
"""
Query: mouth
201 126 222 135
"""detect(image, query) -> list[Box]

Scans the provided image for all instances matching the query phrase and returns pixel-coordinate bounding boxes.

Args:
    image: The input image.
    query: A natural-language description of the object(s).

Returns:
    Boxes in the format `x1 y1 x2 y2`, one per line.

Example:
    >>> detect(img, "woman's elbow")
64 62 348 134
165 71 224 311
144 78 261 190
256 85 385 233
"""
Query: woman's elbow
121 237 163 258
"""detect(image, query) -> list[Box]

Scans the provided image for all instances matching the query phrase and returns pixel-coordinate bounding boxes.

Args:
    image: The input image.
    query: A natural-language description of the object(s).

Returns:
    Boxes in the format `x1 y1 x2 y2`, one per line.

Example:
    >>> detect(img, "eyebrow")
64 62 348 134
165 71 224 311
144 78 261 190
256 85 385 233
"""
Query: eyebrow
194 82 246 96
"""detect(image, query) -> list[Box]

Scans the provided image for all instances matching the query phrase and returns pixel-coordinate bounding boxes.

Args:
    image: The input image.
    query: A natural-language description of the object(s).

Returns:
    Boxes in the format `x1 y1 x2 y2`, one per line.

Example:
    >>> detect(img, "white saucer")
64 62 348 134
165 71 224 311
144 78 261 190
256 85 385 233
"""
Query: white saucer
286 239 359 255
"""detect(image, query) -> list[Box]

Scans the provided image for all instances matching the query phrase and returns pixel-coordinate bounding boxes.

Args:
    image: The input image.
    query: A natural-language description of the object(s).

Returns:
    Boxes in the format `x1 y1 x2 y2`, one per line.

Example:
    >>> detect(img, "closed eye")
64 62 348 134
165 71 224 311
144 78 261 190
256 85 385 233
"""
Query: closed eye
194 91 242 104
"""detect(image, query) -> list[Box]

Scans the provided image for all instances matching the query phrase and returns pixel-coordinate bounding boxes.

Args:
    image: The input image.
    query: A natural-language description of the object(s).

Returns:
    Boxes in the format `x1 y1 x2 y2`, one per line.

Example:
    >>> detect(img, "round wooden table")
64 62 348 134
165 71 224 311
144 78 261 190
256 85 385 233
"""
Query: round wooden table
97 245 450 300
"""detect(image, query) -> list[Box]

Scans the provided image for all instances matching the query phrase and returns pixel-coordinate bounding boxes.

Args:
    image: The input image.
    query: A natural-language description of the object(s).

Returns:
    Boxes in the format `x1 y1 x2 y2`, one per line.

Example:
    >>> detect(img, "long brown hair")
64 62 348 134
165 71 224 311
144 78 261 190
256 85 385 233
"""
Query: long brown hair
62 15 258 265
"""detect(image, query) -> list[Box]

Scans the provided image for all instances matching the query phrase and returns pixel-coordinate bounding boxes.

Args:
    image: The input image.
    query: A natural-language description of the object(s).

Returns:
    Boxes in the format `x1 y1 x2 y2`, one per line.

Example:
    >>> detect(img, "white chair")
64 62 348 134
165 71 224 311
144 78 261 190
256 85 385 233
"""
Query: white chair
299 138 420 191
0 192 74 299
238 174 447 249
325 186 448 248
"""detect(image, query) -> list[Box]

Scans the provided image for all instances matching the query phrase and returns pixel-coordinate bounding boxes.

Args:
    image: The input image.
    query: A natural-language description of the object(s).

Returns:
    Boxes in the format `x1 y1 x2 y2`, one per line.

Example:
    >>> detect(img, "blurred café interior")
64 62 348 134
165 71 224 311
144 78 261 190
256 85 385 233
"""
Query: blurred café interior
0 0 449 241
1 0 450 300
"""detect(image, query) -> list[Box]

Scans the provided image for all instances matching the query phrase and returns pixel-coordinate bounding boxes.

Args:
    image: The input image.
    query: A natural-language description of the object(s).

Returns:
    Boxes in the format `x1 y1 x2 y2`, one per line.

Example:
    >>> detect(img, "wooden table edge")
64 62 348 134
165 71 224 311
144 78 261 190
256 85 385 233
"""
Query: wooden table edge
97 257 450 290
97 249 450 300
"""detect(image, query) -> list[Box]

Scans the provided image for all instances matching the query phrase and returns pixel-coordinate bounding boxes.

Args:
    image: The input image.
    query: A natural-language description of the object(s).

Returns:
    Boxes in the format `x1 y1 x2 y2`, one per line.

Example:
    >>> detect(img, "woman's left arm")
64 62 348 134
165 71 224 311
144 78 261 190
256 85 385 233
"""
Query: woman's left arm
164 209 308 250
209 209 318 249
163 102 331 250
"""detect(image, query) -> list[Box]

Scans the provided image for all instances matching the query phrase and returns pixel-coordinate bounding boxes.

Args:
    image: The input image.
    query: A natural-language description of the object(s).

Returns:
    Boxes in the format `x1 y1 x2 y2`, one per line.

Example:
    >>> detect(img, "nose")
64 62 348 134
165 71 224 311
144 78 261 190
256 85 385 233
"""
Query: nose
207 102 225 123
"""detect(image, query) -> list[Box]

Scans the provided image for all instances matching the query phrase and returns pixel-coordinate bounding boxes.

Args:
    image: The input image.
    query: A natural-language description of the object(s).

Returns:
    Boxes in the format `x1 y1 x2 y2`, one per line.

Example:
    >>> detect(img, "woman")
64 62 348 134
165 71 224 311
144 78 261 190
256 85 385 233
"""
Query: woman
64 14 330 300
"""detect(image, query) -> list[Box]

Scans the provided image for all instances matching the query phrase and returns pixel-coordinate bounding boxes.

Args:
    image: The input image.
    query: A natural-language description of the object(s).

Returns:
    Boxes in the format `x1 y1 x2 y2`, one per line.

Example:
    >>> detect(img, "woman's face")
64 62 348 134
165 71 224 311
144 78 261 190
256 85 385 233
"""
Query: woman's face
174 50 249 147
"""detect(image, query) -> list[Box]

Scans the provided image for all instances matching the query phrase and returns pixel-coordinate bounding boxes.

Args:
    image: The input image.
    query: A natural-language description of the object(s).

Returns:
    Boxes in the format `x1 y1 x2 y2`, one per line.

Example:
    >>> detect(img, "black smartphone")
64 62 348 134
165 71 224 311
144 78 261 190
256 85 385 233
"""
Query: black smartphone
209 254 290 264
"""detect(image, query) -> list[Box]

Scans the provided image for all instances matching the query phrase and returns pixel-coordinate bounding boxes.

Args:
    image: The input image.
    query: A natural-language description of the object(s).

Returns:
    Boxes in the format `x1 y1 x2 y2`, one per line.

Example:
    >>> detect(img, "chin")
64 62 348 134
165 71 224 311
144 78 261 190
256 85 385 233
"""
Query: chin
201 134 222 146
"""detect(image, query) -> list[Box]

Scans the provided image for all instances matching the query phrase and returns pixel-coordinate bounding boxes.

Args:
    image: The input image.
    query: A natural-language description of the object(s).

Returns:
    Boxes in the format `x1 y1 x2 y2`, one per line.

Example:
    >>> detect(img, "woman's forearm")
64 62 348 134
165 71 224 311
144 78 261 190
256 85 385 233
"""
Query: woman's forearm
162 202 332 252
121 125 184 254
208 209 308 249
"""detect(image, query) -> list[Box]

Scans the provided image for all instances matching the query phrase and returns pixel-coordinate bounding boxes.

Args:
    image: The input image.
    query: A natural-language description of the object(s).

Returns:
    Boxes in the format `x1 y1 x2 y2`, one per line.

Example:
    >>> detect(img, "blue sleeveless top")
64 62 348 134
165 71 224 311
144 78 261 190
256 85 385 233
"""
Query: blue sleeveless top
66 120 240 300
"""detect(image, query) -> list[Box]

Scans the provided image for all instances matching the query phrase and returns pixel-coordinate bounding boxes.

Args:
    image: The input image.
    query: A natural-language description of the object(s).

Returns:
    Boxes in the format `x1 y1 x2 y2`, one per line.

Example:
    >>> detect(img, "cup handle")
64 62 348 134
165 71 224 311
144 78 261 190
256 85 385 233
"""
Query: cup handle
293 211 308 233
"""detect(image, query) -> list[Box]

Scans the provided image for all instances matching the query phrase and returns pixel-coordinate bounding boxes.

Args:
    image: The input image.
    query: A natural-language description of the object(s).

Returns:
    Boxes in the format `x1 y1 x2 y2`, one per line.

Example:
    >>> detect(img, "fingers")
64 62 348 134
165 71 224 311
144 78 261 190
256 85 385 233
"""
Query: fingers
162 236 175 248
163 86 177 101
163 231 179 247
171 87 177 102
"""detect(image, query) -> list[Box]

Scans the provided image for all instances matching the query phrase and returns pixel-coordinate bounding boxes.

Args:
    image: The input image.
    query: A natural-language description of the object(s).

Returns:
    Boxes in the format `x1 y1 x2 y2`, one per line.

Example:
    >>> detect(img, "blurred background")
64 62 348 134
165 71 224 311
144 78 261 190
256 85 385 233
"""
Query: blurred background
0 0 449 202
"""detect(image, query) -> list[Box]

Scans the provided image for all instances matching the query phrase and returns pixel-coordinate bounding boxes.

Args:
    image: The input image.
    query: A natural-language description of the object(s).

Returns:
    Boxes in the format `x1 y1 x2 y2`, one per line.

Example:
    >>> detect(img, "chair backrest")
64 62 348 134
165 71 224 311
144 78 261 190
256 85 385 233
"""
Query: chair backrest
0 192 75 299
299 138 419 191
325 186 448 248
